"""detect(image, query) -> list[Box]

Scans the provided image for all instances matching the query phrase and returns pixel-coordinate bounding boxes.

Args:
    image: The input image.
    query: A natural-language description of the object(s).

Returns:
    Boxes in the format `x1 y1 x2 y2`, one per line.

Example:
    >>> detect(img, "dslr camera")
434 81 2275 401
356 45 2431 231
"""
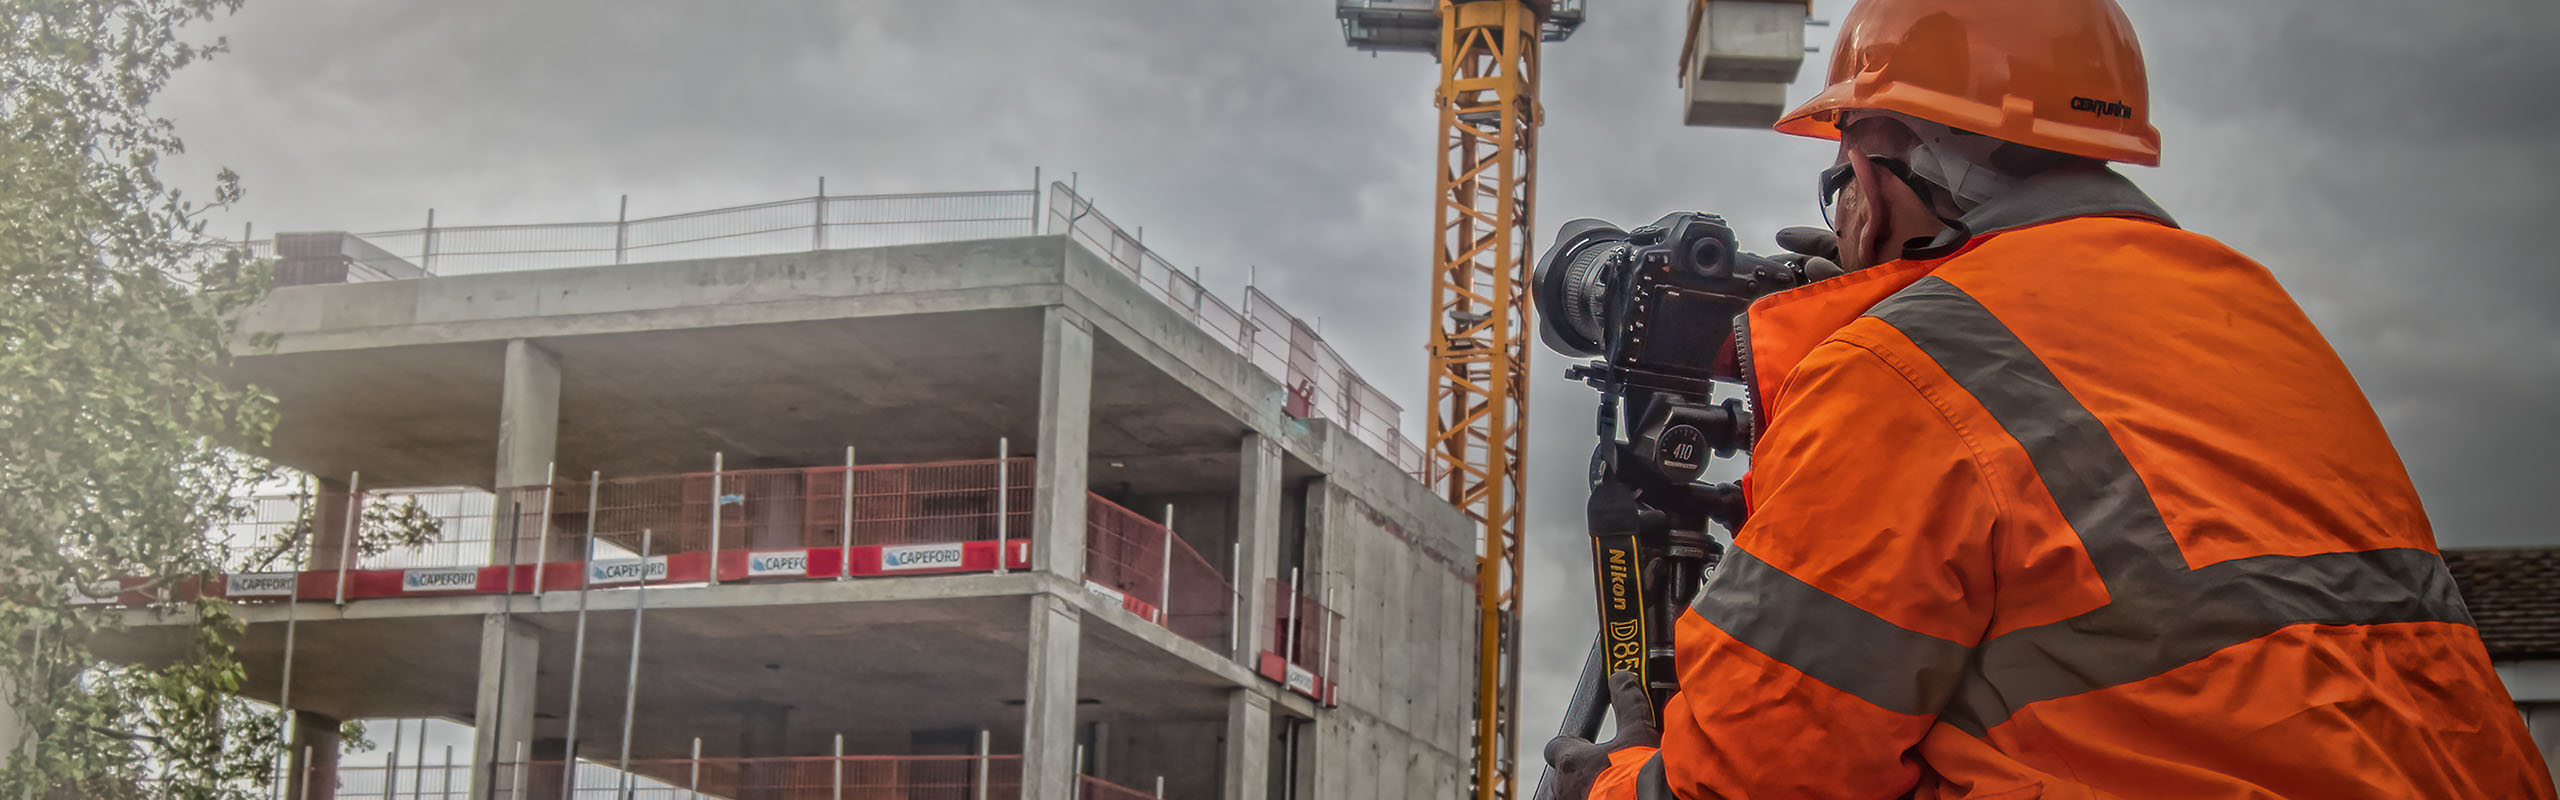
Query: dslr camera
1533 212 1809 491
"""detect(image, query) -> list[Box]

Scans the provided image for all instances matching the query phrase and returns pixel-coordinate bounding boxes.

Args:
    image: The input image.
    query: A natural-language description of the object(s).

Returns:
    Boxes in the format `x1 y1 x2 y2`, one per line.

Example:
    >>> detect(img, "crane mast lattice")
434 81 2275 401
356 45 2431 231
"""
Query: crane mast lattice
1336 2 1583 798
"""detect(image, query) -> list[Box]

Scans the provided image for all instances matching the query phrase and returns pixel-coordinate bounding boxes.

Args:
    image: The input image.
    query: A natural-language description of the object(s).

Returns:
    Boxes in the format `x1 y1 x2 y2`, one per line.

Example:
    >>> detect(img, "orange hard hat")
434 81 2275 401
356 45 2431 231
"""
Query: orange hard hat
1774 0 2163 166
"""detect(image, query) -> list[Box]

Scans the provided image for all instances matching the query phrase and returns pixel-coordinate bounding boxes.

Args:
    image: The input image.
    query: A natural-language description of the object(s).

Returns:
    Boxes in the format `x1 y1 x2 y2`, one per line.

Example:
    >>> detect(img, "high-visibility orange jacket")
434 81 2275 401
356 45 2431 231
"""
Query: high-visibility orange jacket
1590 165 2551 799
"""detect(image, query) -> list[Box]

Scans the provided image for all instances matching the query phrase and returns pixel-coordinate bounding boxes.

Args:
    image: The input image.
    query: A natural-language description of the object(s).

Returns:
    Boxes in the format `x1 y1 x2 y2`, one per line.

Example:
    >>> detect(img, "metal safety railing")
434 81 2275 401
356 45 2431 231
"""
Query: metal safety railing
246 187 1041 280
232 179 1426 481
1046 183 1431 481
1083 495 1234 650
207 457 1036 598
1261 578 1343 705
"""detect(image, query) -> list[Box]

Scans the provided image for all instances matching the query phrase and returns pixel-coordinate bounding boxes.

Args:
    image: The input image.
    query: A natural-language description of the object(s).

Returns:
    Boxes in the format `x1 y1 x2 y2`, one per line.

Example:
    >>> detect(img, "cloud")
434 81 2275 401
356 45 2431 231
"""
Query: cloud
153 0 2560 788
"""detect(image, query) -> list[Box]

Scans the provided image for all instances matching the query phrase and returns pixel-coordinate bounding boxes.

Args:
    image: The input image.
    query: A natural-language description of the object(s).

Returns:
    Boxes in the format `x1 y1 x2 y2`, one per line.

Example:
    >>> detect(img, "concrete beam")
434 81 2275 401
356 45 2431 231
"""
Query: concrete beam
470 614 538 800
1020 594 1082 800
1031 307 1094 581
1233 435 1282 662
1221 690 1271 800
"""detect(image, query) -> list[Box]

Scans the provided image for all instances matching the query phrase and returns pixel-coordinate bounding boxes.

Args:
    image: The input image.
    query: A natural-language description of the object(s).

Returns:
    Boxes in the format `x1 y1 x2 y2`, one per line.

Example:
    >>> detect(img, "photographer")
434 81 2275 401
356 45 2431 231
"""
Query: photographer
1546 0 2551 797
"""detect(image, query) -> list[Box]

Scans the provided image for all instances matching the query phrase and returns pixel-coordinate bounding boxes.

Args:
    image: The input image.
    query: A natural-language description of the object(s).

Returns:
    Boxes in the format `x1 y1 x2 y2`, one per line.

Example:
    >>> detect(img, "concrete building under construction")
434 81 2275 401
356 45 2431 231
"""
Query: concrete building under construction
100 184 1476 800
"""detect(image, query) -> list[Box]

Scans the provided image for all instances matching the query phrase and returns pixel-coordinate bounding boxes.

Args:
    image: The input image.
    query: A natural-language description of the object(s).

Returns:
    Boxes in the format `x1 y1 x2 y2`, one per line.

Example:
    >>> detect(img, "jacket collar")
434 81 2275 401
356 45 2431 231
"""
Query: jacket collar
1744 164 2175 424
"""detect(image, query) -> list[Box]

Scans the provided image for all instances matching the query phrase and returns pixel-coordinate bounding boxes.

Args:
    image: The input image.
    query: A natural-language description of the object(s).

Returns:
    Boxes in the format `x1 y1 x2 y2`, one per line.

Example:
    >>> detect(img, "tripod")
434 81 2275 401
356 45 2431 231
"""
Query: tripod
1532 368 1749 800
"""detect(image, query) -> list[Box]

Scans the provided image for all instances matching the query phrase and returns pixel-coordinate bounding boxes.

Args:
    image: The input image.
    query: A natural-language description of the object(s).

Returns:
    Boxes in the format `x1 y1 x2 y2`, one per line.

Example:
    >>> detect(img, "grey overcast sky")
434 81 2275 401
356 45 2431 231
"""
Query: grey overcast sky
154 0 2560 783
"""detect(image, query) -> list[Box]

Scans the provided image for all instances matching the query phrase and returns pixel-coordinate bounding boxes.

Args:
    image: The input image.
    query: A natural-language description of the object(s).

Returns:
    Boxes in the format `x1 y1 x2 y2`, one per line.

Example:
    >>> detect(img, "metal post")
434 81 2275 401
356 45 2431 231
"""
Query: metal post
831 733 844 800
708 452 724 584
275 480 312 800
422 209 437 274
1320 586 1337 693
334 471 362 606
688 737 703 800
510 741 529 800
1155 776 1165 798
558 473 599 800
613 195 629 265
994 438 1010 574
839 446 855 581
413 719 430 800
299 746 314 800
974 730 991 800
1286 567 1303 664
813 176 827 251
484 504 527 800
533 462 557 595
1229 544 1244 656
1031 167 1042 234
442 746 456 800
615 529 655 793
1157 506 1175 624
384 718 406 799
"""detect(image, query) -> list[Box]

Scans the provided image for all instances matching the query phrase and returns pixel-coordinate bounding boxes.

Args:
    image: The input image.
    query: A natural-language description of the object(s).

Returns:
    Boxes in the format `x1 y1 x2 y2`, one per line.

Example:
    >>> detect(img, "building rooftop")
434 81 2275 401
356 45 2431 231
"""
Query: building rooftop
2444 547 2560 661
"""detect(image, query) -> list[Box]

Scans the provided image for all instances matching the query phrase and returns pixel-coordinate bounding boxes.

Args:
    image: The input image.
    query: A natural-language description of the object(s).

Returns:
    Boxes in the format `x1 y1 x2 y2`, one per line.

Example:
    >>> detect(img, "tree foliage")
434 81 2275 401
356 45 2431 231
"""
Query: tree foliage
0 0 288 797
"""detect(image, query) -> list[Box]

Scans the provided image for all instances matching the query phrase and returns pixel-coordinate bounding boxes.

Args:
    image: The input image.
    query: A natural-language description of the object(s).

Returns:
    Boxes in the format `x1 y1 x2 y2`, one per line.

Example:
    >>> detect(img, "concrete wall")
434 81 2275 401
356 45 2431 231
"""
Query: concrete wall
1301 450 1475 800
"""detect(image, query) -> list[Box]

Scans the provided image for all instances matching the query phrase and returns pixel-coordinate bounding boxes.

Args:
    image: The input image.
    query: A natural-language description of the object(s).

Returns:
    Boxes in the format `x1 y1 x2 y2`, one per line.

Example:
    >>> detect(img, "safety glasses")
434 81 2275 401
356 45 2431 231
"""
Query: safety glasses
1819 155 1920 228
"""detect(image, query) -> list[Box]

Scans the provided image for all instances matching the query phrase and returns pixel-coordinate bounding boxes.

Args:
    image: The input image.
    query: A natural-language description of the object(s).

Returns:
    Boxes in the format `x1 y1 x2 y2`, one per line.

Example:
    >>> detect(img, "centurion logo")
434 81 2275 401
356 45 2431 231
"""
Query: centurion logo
226 573 298 597
402 568 480 592
880 543 967 571
2071 96 2135 119
746 550 809 577
588 557 668 586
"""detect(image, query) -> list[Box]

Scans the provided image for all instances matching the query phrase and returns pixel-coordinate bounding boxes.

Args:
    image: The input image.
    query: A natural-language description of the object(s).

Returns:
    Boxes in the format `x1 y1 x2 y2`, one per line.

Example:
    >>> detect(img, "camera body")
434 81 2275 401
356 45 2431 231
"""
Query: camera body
1534 212 1807 486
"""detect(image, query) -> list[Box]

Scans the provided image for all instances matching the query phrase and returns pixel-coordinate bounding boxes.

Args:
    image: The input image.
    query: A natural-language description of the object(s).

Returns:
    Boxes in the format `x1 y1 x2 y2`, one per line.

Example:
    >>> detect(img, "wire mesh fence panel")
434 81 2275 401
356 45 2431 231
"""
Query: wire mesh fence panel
846 458 1035 547
1079 775 1167 800
511 755 1021 800
1045 182 1425 480
240 189 1035 279
1085 495 1232 649
1084 496 1168 610
1164 538 1235 650
1265 579 1345 681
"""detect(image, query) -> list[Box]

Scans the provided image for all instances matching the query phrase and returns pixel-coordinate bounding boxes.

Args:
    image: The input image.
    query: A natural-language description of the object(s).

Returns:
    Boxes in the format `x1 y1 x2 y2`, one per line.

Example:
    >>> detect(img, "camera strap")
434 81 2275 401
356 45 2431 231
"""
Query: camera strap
1587 479 1658 724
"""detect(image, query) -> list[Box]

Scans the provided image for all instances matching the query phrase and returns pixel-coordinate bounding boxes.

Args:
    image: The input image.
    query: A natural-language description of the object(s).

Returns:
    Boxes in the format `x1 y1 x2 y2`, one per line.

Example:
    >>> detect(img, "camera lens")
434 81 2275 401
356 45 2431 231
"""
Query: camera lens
1533 219 1632 357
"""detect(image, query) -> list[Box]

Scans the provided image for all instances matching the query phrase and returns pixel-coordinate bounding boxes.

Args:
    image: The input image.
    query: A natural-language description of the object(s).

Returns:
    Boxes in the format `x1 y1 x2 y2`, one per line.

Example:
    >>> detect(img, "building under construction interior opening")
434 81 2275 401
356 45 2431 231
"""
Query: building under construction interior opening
92 182 1477 800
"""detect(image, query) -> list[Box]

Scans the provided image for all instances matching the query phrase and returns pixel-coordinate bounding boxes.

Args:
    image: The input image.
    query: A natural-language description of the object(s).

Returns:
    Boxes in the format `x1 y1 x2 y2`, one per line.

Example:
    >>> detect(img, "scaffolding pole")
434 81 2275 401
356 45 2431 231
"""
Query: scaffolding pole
559 472 601 800
614 528 656 796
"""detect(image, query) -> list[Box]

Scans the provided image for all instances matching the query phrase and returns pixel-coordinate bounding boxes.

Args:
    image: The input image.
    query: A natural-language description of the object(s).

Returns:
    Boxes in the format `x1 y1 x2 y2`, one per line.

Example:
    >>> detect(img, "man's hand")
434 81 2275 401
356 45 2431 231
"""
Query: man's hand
1775 226 1847 282
1543 670 1662 799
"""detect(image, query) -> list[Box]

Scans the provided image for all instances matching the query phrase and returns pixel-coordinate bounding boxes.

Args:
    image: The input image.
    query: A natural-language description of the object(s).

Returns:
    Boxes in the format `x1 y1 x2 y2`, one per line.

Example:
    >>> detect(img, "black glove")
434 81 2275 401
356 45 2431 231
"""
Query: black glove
1774 226 1846 282
1543 670 1663 799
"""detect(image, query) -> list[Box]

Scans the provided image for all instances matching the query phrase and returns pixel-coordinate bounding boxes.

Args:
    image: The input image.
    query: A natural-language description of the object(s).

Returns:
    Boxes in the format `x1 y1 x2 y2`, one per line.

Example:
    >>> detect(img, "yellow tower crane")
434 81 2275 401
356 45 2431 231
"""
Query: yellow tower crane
1336 3 1583 798
1335 1 1810 796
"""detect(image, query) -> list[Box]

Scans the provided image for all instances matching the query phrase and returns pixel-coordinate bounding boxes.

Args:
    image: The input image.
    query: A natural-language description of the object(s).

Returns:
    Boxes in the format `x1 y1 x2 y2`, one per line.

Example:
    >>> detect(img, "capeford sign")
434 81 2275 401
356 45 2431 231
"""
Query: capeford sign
588 556 669 586
225 573 298 598
402 567 479 593
746 550 809 577
879 543 967 572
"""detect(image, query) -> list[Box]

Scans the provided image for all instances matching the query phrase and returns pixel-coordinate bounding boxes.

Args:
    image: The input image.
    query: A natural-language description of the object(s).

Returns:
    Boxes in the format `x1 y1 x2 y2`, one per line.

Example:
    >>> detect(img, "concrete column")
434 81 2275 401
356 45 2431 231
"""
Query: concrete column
493 339 561 564
1020 594 1082 800
470 614 539 800
1220 691 1271 800
308 476 354 574
286 711 343 800
739 702 790 800
1029 308 1094 581
1233 435 1283 662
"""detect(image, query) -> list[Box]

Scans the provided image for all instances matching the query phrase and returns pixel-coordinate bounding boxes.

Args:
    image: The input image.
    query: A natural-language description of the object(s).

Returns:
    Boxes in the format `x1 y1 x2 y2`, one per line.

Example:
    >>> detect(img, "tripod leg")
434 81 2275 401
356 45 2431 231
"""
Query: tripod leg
1533 634 1611 800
